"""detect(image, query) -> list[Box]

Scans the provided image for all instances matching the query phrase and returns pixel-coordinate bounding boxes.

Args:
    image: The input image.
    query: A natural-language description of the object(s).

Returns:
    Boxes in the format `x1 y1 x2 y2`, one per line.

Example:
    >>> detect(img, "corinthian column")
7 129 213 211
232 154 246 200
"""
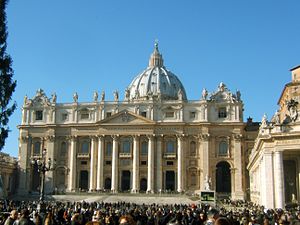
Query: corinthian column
96 136 104 191
177 135 183 193
147 135 154 193
68 136 77 192
132 135 140 193
89 137 96 191
111 135 119 193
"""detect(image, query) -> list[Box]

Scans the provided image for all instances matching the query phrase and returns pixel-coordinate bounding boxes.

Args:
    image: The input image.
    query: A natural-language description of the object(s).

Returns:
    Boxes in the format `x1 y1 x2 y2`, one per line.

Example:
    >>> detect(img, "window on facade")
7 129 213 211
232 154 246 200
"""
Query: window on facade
166 140 175 153
141 141 148 155
81 141 89 153
61 142 67 157
122 139 131 153
190 141 196 156
80 112 89 120
105 161 111 165
166 161 174 166
62 113 68 121
165 112 174 118
35 110 43 120
33 142 41 155
218 107 227 118
106 142 112 156
189 111 196 119
191 173 196 186
141 161 147 166
219 141 228 156
140 111 147 117
106 112 112 118
81 161 87 165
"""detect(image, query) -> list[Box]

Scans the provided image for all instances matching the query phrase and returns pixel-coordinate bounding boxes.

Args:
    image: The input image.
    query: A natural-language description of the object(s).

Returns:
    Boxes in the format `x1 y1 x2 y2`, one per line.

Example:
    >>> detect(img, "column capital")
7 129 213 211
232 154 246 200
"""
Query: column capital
147 134 155 141
111 134 119 141
132 134 140 140
45 135 55 142
176 134 186 141
89 135 97 141
97 135 105 140
233 134 243 142
20 135 30 143
198 133 210 141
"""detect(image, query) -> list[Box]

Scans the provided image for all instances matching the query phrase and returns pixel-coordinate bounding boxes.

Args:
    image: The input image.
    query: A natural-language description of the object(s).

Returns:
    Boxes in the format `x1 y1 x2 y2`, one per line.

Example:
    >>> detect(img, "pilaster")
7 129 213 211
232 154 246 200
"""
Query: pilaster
111 135 119 193
96 135 104 191
132 135 140 193
89 136 96 191
68 136 77 192
147 135 154 193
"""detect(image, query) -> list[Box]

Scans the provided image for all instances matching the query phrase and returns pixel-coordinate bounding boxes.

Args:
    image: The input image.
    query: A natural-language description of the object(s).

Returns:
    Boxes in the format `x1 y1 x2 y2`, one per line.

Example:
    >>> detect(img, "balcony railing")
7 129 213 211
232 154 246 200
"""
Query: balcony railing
119 153 131 158
77 153 90 159
163 153 177 159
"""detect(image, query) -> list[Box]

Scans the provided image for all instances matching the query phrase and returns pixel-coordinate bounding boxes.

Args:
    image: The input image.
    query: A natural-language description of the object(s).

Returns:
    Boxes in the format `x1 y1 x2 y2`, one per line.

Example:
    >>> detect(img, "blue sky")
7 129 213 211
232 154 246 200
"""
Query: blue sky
3 0 300 156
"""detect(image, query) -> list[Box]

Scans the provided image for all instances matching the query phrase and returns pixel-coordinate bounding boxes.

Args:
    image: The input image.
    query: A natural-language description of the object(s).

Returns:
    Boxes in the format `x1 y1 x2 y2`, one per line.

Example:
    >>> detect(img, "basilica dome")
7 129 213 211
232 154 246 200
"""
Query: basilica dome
126 43 187 101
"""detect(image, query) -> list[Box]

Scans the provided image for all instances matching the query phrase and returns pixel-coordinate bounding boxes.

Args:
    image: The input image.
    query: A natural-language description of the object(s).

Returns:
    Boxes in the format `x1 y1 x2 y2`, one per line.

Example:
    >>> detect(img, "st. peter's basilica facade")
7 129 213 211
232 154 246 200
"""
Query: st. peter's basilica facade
17 43 258 200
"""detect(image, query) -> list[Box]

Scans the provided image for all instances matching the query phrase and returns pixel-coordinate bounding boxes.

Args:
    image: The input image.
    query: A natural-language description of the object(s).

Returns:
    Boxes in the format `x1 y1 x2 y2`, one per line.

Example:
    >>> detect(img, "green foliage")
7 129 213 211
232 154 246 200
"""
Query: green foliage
0 0 17 151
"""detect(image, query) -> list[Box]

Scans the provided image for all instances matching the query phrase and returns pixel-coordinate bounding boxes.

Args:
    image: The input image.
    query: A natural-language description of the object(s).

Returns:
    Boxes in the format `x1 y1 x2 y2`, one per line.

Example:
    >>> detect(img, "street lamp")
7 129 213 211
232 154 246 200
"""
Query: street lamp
31 148 56 203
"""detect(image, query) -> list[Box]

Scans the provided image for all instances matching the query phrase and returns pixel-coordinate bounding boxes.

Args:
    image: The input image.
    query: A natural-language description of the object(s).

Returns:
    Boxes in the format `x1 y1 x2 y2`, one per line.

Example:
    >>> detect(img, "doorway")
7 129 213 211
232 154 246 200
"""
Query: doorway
121 170 131 191
216 161 231 193
165 171 175 191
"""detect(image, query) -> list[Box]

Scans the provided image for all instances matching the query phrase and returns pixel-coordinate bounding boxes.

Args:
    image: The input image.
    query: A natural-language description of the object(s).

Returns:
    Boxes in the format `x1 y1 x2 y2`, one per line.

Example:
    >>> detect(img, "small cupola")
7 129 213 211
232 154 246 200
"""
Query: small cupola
148 41 164 68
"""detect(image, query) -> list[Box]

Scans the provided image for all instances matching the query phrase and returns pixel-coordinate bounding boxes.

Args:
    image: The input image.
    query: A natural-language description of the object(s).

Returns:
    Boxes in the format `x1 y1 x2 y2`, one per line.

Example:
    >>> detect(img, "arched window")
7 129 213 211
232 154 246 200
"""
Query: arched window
190 141 196 156
166 140 175 153
106 142 112 156
81 141 89 153
61 141 67 157
141 141 148 155
33 142 41 155
219 141 228 156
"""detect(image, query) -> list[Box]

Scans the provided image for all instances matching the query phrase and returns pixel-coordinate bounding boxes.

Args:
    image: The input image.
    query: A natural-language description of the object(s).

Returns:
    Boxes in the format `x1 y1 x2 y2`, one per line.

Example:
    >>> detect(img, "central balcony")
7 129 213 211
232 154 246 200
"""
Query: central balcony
163 153 177 159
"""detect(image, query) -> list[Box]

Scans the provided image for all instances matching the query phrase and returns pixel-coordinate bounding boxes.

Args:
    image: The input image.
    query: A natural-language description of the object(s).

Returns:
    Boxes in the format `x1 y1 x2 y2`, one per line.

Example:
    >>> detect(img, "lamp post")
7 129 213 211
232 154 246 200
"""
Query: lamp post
31 148 56 204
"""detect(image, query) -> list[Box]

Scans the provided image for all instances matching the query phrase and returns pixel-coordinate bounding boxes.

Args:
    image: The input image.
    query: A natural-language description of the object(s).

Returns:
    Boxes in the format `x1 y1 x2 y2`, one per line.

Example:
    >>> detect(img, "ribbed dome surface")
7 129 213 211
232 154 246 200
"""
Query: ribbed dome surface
127 43 187 101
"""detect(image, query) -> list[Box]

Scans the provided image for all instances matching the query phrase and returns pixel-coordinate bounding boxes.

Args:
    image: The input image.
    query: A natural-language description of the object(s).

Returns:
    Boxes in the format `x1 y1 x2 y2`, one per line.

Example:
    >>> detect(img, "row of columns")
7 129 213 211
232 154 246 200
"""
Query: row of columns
260 150 285 209
67 135 185 193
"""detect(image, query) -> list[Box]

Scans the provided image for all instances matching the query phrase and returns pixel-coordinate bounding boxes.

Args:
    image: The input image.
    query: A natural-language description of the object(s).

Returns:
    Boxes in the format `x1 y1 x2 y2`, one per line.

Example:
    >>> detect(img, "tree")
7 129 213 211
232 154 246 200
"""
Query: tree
0 0 16 151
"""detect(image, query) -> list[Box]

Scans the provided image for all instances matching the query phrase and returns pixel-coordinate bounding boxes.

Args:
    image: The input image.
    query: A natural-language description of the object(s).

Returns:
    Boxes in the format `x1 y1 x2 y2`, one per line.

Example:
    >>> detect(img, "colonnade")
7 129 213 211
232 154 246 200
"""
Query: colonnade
67 135 185 193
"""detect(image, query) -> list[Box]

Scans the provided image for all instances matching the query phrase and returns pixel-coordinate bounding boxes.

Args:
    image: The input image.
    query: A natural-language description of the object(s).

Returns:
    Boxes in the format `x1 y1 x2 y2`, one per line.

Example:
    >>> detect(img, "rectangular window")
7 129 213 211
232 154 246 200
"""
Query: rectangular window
165 111 174 118
189 111 196 119
106 112 112 118
140 111 147 117
106 142 112 156
105 160 111 165
166 161 174 166
62 113 68 121
122 140 131 153
141 161 147 166
35 110 43 120
81 113 89 120
81 161 87 165
218 107 227 118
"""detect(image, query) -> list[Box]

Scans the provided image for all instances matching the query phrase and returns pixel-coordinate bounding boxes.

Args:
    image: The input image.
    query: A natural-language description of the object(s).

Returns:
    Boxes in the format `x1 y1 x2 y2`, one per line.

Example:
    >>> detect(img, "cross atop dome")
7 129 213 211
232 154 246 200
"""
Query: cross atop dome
149 40 164 67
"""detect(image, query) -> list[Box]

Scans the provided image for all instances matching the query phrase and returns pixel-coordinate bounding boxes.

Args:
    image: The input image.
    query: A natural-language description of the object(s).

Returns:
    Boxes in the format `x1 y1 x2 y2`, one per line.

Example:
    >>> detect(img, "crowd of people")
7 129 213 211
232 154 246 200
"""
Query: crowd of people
0 199 300 225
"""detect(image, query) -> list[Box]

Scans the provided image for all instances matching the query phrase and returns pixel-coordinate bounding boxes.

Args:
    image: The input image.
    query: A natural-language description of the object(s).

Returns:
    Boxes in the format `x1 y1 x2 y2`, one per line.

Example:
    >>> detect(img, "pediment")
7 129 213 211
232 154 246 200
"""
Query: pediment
98 110 155 125
25 89 51 107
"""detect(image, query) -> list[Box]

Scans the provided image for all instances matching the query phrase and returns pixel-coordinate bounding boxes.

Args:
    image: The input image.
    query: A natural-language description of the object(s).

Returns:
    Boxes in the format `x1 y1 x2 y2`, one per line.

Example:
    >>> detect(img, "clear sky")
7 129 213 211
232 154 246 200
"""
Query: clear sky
3 0 300 157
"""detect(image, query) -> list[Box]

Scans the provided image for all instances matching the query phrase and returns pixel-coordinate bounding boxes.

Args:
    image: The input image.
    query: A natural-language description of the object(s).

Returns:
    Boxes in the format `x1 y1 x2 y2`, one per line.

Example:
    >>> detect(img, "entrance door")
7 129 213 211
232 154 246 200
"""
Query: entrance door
104 178 111 190
79 170 88 190
121 170 131 191
140 178 147 192
165 171 175 191
32 164 40 192
284 160 297 203
216 161 231 193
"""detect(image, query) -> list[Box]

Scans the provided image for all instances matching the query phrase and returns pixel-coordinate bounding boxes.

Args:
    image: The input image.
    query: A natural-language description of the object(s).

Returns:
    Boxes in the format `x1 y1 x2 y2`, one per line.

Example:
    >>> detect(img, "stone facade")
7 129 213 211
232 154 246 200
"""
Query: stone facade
17 44 258 199
248 66 300 209
0 152 18 197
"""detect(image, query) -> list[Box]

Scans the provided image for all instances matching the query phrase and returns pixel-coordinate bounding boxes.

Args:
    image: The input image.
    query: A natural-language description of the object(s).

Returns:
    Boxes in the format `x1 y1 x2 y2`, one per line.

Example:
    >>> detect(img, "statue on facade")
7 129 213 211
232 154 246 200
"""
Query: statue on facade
114 90 119 102
101 91 105 101
236 90 241 101
202 88 208 100
134 89 140 99
274 109 280 125
261 113 268 128
93 91 98 102
287 99 299 122
23 95 28 105
178 89 183 100
125 88 130 100
51 93 57 103
73 92 78 103
204 174 212 190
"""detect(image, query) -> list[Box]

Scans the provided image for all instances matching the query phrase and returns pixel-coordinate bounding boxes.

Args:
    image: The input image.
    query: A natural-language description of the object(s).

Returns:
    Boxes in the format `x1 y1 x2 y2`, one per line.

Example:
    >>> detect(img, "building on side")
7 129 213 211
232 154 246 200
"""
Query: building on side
17 43 257 199
0 152 18 197
248 66 300 209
